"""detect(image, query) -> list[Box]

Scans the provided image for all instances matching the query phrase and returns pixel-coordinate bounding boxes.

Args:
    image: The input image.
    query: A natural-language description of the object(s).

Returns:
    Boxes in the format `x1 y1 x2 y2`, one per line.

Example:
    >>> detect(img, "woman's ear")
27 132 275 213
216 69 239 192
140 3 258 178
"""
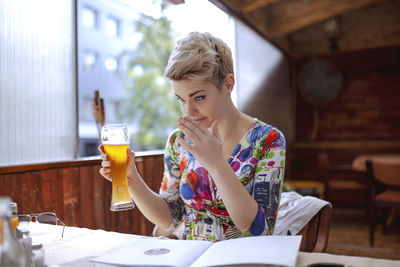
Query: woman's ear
223 74 235 93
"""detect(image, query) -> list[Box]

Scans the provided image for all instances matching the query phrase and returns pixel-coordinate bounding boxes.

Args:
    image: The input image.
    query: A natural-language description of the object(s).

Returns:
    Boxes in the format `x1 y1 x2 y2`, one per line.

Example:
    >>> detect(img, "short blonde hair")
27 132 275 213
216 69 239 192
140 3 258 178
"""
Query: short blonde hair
164 32 234 89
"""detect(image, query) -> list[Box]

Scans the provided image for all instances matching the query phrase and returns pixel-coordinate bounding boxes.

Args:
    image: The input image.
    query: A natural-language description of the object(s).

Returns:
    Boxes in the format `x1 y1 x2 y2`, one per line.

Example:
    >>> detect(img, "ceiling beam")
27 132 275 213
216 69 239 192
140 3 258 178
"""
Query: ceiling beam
270 0 385 37
242 0 279 13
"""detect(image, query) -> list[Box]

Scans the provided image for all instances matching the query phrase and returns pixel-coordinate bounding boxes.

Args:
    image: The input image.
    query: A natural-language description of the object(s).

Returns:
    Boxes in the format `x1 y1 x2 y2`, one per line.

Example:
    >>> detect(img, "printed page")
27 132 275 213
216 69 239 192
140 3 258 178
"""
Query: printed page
190 235 302 267
91 238 211 267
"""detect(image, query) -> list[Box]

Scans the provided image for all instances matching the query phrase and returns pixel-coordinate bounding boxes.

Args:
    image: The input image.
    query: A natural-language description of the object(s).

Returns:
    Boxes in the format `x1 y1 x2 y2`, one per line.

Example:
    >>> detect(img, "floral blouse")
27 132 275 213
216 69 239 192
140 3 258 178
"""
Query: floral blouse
159 119 285 242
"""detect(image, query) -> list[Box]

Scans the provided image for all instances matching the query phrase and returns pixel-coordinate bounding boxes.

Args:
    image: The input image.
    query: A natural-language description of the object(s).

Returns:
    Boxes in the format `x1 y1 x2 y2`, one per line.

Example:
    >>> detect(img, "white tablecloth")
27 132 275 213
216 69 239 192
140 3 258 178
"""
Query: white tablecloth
27 223 400 267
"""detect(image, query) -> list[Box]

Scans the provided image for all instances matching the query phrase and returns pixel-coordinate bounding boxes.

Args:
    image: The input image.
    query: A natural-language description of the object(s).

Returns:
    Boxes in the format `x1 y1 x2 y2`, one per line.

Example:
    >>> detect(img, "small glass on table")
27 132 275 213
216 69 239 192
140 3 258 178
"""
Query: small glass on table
9 202 19 235
101 124 135 211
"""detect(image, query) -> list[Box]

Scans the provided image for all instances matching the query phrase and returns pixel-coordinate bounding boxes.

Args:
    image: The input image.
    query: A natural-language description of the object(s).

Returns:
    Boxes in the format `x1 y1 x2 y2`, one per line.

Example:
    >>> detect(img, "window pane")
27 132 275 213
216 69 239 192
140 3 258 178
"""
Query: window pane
83 51 98 72
82 7 97 29
0 0 76 166
105 56 118 72
105 17 119 37
77 0 232 156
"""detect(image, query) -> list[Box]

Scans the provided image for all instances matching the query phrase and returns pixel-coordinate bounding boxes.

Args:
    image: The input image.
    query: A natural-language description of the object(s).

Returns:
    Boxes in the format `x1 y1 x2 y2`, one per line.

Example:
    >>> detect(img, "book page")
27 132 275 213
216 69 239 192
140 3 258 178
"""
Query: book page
91 238 211 267
190 235 302 267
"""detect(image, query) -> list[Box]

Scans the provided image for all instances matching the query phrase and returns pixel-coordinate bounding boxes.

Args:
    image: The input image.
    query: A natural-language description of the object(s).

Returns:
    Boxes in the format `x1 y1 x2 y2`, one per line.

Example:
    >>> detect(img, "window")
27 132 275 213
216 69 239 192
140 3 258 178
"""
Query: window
82 6 98 30
105 16 120 37
83 51 98 72
0 0 76 166
0 0 233 165
105 56 118 72
77 0 232 156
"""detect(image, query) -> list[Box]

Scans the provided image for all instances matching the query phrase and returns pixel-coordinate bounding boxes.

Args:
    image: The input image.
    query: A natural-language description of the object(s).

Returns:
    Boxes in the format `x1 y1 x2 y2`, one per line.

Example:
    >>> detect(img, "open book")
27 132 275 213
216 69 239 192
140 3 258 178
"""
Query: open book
91 235 302 267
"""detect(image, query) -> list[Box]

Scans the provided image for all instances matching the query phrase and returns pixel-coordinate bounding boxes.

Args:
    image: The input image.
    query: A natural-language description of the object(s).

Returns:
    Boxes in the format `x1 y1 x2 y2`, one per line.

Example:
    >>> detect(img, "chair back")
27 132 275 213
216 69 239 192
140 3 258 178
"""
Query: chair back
298 204 332 252
372 159 400 187
274 191 332 252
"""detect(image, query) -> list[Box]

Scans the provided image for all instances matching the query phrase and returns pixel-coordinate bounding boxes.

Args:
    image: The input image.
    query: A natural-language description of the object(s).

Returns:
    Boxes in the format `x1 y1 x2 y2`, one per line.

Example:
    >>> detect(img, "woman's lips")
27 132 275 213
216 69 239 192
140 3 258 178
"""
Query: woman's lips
194 118 205 123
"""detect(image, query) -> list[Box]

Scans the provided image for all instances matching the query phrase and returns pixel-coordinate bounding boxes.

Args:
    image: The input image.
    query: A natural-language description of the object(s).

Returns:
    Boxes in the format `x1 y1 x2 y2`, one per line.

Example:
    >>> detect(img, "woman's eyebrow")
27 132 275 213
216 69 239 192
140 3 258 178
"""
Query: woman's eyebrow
189 90 206 97
175 90 206 99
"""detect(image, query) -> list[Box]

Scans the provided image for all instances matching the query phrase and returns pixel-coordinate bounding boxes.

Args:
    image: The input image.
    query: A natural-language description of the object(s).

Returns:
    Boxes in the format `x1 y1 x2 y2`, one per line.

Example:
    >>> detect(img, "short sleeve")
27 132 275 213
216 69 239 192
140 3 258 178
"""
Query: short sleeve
244 128 286 236
159 130 185 224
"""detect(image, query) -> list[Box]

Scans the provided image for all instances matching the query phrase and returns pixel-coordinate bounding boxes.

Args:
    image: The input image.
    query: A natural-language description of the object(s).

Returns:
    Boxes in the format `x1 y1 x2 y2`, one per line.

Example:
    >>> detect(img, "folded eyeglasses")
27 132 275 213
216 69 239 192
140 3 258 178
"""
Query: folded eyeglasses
19 212 65 238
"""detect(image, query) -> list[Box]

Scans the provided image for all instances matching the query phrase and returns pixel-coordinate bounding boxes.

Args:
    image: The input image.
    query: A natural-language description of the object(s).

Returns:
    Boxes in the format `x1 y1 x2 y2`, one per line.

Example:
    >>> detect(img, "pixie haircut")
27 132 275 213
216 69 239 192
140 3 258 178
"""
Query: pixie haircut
164 32 234 89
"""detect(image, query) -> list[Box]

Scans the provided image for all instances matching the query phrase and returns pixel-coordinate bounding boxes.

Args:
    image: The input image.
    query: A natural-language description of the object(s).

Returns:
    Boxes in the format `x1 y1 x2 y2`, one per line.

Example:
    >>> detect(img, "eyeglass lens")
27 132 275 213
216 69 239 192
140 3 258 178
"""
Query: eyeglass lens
19 212 57 224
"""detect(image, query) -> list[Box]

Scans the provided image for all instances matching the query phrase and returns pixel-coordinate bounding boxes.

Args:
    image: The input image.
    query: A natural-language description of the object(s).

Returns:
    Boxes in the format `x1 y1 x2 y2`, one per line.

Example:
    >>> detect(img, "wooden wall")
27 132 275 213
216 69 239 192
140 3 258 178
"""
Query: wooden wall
0 154 164 236
295 46 400 142
287 45 400 207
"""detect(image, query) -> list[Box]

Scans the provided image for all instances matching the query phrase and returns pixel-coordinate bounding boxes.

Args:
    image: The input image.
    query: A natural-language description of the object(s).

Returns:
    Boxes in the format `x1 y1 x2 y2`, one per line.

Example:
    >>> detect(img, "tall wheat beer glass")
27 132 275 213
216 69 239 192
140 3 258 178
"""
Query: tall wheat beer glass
101 124 135 211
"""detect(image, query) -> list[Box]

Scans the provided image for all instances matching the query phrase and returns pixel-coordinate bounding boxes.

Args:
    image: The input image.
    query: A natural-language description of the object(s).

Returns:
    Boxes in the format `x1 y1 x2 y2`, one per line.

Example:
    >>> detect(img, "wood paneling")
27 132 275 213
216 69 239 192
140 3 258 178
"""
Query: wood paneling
0 154 164 236
295 46 400 142
270 0 384 37
290 1 400 58
288 46 400 208
212 0 400 58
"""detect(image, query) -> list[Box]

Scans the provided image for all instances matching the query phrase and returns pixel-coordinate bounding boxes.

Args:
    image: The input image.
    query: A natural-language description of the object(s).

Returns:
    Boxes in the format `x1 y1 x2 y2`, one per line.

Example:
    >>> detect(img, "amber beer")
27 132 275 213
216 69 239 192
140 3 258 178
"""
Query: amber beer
9 202 18 234
10 216 19 234
101 124 135 211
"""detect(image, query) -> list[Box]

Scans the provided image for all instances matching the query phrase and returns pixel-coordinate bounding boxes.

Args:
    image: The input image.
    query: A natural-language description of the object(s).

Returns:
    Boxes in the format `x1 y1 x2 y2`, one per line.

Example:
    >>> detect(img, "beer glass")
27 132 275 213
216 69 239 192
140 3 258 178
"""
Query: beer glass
101 124 135 211
9 202 18 234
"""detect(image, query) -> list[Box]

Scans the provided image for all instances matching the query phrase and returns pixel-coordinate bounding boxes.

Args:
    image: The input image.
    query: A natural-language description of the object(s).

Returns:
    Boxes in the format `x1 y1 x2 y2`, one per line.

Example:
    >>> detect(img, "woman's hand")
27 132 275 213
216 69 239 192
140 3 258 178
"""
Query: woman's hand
176 116 224 171
98 145 139 182
99 145 111 181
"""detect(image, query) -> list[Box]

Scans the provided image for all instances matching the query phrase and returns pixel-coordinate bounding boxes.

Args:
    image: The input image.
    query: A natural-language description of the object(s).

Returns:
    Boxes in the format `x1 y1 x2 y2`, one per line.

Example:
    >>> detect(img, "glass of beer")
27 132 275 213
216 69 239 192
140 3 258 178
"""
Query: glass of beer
101 124 135 211
9 202 18 234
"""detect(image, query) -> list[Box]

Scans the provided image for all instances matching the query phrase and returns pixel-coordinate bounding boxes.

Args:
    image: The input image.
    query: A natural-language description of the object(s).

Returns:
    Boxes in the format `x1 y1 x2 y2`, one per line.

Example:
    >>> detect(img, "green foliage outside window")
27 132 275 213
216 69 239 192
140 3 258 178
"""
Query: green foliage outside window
120 6 181 150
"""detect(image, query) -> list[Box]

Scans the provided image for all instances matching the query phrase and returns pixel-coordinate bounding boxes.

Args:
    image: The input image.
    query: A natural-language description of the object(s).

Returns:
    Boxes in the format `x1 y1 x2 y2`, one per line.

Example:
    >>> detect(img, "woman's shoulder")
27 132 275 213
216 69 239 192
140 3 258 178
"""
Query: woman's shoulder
247 119 286 147
250 119 285 137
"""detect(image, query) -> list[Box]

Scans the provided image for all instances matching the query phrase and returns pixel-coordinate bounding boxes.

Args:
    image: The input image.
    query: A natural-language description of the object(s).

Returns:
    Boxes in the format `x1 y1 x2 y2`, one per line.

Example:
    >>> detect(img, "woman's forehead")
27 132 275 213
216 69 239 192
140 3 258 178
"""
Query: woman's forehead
172 79 216 96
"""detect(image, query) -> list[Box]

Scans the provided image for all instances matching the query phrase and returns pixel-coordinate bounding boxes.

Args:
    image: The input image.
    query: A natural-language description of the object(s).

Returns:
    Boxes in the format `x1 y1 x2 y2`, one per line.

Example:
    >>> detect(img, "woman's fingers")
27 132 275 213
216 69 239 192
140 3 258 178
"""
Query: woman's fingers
127 148 136 171
98 145 111 181
101 160 111 167
177 136 195 155
180 117 209 136
99 167 111 181
177 117 210 144
177 122 200 143
101 153 108 161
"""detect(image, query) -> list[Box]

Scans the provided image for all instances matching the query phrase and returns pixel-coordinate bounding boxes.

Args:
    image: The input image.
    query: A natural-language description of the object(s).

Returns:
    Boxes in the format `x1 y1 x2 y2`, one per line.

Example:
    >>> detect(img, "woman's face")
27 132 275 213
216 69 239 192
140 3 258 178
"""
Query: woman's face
172 78 231 128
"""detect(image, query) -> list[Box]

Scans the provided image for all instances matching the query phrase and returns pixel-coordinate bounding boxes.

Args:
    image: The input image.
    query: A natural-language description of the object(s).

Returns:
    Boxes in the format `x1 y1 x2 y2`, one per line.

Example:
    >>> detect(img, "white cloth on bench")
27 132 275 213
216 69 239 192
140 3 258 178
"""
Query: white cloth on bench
273 191 331 235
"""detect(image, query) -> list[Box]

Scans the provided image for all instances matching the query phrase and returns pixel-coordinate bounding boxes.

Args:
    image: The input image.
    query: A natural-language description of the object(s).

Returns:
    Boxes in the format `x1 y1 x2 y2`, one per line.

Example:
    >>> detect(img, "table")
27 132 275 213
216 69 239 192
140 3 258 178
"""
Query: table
352 153 400 172
352 153 400 226
28 223 400 267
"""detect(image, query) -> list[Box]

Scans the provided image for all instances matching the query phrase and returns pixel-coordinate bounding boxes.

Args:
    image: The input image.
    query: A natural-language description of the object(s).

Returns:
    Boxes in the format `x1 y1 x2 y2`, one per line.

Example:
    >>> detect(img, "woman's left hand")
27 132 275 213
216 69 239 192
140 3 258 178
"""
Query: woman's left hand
176 116 224 171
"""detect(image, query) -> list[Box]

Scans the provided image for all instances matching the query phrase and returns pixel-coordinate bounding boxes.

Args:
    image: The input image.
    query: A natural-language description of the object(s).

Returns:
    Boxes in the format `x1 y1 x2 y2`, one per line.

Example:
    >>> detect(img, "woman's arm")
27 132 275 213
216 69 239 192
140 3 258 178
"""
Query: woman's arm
175 117 258 230
208 160 259 230
176 117 285 233
127 167 173 229
99 146 173 229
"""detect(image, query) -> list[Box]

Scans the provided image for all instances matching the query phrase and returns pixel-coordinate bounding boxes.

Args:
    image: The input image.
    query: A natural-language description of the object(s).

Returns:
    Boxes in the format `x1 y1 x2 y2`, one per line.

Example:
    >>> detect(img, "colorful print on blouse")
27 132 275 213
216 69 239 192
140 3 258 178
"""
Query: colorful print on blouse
159 119 285 242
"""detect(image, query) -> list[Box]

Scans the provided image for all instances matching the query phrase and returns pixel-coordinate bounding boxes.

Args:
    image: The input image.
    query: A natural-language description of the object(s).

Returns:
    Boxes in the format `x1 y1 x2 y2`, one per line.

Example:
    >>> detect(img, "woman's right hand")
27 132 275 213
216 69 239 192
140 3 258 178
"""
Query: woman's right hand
98 145 139 182
99 145 112 182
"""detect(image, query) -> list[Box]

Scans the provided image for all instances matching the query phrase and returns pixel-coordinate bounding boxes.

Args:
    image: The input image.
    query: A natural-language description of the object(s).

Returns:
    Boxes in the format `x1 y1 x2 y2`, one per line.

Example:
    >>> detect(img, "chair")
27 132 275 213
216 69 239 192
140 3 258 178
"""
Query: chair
318 152 367 206
296 203 332 252
366 159 400 246
273 191 332 252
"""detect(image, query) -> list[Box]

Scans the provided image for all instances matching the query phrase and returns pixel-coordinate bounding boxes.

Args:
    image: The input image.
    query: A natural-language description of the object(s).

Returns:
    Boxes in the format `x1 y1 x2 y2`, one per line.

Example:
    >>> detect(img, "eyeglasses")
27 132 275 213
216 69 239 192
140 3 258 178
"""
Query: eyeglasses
19 212 65 238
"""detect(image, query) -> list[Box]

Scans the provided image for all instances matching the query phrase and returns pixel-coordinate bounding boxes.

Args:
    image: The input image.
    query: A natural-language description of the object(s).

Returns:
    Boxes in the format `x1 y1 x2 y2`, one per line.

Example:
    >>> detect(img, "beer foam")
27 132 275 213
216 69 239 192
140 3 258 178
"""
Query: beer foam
101 125 129 145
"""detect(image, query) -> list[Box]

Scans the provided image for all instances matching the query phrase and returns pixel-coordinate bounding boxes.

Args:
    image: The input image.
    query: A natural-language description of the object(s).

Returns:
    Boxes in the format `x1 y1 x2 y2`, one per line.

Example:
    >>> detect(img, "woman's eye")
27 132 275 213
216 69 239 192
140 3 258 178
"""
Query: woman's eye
195 95 206 101
176 96 184 102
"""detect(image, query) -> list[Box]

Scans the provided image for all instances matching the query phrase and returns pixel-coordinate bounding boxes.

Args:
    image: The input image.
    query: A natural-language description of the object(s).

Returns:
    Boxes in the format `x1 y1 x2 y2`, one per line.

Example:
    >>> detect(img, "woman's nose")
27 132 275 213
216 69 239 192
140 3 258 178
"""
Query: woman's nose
185 102 196 117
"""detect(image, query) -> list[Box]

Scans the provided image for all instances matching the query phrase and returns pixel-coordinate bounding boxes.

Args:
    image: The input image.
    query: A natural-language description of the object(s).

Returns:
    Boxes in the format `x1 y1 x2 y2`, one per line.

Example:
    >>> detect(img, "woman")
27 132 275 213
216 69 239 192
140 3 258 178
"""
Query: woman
99 32 285 242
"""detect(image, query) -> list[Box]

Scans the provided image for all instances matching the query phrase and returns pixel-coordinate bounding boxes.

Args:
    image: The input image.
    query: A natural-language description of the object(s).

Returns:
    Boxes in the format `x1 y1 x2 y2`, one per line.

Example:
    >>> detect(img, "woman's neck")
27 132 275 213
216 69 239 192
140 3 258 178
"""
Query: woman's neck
217 104 242 145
